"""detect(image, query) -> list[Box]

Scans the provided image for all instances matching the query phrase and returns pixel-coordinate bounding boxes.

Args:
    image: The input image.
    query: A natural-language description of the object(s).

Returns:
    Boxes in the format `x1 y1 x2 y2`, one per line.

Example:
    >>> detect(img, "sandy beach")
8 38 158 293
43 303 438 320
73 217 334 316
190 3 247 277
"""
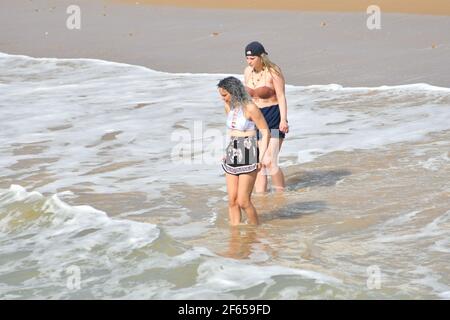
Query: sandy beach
1 0 449 87
120 0 450 15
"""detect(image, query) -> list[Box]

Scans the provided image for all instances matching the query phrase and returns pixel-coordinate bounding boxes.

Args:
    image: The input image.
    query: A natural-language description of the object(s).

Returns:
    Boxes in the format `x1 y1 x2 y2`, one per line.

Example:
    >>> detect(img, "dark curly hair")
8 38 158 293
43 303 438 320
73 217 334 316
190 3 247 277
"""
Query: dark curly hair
217 76 252 109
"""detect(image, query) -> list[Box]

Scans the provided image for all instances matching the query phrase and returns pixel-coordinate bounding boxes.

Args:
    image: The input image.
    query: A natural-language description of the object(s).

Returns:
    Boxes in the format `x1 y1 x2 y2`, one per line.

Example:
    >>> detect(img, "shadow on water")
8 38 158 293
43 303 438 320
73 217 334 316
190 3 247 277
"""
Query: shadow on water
260 200 327 222
285 169 352 190
218 169 350 259
219 200 327 260
218 188 329 259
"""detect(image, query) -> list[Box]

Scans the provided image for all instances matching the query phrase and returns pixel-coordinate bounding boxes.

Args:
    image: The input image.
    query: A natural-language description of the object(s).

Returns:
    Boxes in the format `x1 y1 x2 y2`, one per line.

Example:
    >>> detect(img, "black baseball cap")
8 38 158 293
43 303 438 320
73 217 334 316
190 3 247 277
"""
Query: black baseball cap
245 41 268 56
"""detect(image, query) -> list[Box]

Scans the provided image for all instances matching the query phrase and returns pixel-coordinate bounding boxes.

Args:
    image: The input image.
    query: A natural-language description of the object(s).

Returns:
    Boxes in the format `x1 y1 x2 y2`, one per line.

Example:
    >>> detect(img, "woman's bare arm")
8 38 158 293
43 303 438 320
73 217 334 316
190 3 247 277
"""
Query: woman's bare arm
246 103 270 162
270 67 289 133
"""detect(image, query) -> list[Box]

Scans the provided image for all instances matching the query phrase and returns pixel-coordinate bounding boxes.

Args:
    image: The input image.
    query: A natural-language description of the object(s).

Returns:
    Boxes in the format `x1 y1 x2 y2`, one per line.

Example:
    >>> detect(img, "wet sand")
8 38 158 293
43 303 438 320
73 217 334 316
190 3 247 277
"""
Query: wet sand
120 0 450 15
1 0 449 87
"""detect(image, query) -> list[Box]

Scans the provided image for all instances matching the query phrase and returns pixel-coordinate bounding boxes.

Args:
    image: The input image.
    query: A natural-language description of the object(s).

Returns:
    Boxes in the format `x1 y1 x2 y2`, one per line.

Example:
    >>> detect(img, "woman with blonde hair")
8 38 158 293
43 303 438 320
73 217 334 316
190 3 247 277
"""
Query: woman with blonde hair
244 41 289 193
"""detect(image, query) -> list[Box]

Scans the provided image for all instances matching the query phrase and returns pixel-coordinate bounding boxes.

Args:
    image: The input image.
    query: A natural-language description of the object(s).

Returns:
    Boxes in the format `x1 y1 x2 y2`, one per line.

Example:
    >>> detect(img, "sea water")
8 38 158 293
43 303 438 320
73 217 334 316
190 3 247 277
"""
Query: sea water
0 52 449 299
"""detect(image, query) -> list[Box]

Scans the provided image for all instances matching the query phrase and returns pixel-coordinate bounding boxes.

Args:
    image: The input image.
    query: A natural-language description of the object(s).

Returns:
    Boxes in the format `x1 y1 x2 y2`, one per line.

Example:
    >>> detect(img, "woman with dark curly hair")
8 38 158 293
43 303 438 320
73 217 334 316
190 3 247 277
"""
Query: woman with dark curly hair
218 76 270 225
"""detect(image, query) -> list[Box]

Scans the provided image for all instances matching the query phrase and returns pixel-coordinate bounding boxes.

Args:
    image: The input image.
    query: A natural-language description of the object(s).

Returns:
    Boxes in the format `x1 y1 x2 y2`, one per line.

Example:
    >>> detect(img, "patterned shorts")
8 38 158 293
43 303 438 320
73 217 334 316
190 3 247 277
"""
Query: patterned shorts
221 135 259 175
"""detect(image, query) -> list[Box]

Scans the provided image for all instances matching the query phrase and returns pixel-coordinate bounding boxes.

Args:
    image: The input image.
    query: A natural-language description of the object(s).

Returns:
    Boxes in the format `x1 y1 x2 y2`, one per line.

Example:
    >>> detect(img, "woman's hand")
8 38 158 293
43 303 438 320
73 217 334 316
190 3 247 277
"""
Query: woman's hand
279 119 289 134
261 154 271 167
257 154 271 171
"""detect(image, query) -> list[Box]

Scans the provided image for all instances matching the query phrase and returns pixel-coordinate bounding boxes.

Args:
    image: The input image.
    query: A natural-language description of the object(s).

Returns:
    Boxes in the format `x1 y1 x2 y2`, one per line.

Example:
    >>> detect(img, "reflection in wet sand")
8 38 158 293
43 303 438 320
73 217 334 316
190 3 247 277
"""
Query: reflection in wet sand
219 226 278 261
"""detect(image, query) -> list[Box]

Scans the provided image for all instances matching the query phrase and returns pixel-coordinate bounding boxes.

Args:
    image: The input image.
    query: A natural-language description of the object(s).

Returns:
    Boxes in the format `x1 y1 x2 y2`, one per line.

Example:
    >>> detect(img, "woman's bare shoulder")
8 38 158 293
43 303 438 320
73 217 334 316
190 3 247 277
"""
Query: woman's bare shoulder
224 103 231 114
245 102 259 114
268 66 284 78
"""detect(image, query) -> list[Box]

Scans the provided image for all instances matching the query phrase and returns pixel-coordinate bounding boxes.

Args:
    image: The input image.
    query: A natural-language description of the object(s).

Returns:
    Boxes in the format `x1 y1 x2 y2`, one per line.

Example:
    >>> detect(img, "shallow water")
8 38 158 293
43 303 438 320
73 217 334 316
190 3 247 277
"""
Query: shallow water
0 52 449 299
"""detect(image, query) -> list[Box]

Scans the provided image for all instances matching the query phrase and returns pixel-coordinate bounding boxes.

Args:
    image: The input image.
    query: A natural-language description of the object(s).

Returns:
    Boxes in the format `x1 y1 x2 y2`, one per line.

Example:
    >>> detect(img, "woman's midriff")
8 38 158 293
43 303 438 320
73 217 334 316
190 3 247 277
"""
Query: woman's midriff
228 129 256 137
253 97 279 108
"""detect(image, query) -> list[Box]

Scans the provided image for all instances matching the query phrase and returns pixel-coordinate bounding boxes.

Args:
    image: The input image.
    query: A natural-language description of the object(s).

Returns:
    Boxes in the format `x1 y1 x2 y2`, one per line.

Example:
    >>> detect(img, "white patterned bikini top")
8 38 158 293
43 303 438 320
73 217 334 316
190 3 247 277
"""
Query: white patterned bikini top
226 106 256 131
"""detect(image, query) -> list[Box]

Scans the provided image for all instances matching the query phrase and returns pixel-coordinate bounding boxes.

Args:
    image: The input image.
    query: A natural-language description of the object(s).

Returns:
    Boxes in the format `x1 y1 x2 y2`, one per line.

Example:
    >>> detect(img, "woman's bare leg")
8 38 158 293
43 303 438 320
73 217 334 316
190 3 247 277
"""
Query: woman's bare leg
225 173 241 226
269 138 285 192
237 171 259 225
254 139 269 193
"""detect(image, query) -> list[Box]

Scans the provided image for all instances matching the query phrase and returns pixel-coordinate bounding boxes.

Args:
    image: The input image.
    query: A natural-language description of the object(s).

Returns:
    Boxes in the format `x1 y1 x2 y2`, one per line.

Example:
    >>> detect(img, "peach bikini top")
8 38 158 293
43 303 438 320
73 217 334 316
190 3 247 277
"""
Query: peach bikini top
245 86 276 99
245 68 276 99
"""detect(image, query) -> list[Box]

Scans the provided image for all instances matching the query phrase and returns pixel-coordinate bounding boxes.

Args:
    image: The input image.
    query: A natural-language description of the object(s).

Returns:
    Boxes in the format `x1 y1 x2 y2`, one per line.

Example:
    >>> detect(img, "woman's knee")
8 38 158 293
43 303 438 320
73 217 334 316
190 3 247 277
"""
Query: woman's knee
237 196 251 209
228 196 238 208
265 161 281 175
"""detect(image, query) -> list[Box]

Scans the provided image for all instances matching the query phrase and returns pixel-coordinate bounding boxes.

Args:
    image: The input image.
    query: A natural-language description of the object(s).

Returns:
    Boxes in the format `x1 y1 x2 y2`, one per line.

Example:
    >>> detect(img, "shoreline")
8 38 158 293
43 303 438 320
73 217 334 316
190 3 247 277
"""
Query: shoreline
116 0 450 16
3 51 450 91
1 0 449 87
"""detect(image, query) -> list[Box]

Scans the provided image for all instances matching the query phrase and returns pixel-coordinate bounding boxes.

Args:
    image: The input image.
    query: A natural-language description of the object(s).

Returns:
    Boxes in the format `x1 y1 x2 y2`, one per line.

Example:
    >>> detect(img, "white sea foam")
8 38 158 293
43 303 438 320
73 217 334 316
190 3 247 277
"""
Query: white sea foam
0 184 345 299
374 210 450 243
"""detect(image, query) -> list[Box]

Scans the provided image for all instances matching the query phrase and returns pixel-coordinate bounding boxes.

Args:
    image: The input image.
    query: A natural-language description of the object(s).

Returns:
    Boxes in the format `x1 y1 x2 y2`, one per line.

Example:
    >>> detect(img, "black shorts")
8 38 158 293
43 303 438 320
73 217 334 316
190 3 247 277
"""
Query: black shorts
256 104 286 140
